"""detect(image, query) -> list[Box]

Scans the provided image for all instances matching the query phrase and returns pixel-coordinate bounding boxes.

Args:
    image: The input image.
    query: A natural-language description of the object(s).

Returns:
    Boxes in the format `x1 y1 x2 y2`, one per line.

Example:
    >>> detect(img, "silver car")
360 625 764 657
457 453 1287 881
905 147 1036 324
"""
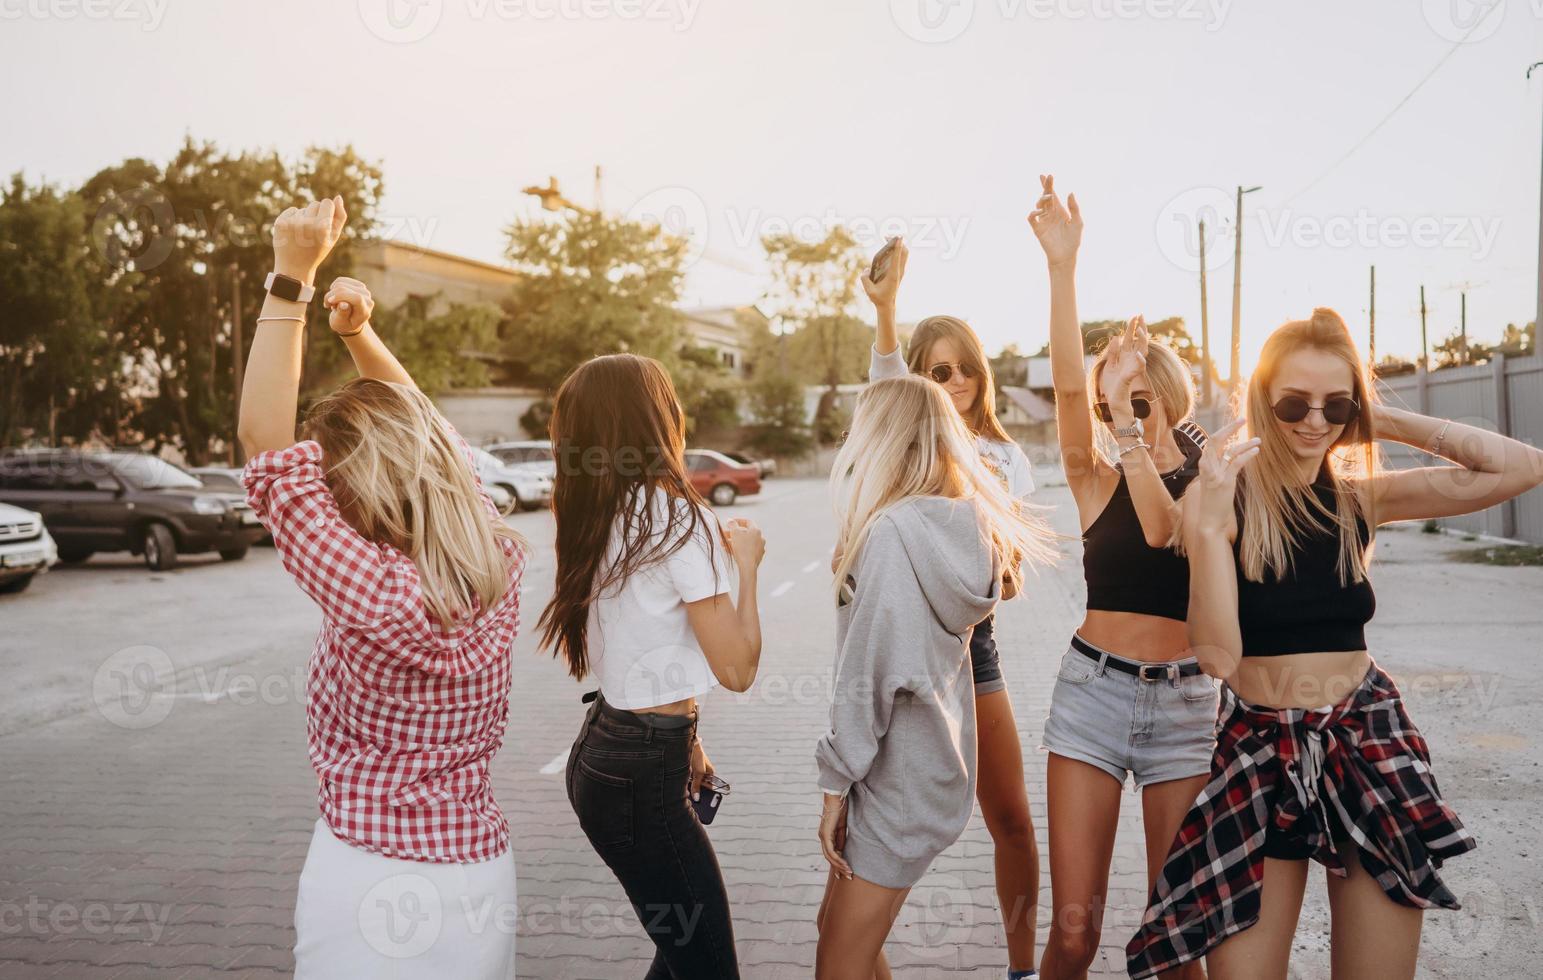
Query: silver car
470 448 553 514
0 502 58 594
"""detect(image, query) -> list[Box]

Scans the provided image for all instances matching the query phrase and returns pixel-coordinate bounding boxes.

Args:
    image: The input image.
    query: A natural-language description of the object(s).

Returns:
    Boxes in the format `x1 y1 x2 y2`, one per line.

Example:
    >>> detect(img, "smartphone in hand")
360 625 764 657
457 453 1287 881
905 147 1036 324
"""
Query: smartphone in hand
693 773 731 824
869 236 899 283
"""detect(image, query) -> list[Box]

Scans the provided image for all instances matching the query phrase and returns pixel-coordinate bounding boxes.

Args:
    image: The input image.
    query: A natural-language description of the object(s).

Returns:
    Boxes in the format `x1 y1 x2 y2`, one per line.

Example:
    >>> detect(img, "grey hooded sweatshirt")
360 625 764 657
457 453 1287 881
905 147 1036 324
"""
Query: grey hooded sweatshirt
814 495 1001 889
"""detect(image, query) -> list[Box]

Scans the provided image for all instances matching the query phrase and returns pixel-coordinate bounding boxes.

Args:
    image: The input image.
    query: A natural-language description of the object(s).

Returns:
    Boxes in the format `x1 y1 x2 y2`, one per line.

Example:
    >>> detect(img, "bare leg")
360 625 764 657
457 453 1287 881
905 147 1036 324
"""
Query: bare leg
1325 848 1422 980
1205 858 1309 980
816 866 908 980
1141 774 1210 980
975 688 1040 973
1039 753 1123 980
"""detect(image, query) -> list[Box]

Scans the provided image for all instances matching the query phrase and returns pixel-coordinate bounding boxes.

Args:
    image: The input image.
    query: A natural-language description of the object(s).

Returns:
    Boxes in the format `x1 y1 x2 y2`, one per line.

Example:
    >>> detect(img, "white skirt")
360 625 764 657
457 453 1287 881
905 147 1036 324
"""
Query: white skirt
293 819 517 979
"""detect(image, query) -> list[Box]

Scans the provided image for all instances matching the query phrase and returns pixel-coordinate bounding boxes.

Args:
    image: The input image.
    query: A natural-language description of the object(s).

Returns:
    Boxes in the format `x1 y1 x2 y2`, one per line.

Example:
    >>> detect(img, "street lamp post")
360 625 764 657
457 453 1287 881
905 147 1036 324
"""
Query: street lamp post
1229 185 1263 396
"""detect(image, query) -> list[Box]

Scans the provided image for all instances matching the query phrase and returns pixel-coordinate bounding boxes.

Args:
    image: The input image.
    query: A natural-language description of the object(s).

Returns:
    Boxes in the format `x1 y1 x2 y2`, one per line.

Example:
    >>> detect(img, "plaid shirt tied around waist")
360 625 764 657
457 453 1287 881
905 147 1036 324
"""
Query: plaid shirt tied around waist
1126 664 1476 978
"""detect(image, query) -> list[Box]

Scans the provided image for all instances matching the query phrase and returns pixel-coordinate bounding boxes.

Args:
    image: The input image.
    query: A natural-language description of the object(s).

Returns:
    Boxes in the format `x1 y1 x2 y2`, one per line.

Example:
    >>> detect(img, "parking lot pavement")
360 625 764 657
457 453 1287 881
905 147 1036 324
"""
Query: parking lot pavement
2 473 1540 977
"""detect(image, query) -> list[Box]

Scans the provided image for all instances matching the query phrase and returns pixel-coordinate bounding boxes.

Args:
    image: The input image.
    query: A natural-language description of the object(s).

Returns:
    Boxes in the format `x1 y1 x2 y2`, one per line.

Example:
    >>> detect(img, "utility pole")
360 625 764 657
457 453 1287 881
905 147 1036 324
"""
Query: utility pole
593 165 605 213
1460 291 1468 366
1369 265 1376 371
1198 218 1212 407
1420 285 1429 371
1229 185 1262 393
230 264 245 466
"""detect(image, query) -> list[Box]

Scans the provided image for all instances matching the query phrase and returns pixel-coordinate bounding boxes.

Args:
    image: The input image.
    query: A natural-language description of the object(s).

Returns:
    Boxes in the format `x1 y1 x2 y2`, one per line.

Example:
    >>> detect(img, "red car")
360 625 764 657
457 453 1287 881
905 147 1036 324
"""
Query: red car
686 450 761 506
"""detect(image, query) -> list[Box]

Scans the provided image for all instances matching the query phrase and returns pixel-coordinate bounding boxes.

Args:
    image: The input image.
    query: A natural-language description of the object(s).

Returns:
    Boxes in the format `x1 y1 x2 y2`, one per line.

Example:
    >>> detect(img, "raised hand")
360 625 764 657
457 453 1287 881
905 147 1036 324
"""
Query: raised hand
271 196 347 283
1190 417 1259 538
1027 174 1082 268
723 517 766 570
324 276 374 336
859 237 908 310
1100 315 1150 409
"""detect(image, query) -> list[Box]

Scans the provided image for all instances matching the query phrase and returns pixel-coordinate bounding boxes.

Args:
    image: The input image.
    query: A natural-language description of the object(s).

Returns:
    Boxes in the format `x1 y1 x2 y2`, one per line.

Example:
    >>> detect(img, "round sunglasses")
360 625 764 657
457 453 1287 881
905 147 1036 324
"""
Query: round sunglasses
1095 397 1156 423
1271 395 1360 426
923 361 979 385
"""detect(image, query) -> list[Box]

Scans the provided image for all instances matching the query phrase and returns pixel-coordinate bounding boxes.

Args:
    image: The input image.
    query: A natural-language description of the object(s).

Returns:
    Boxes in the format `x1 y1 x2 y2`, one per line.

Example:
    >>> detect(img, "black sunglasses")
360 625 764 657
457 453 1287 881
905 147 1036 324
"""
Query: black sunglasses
1271 395 1360 426
924 362 979 385
1095 398 1154 423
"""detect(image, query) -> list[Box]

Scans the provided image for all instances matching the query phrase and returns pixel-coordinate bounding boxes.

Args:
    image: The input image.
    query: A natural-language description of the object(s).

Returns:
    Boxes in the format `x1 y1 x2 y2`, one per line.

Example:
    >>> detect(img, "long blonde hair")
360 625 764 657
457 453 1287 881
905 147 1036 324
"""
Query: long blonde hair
1238 308 1377 585
306 378 524 626
905 315 1013 443
831 376 1057 597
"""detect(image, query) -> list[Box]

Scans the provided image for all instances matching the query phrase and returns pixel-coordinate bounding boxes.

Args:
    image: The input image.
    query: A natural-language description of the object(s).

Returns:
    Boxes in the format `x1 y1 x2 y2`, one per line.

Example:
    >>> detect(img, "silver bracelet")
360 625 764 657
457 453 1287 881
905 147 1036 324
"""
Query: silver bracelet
1118 441 1153 458
1431 419 1452 457
255 315 305 325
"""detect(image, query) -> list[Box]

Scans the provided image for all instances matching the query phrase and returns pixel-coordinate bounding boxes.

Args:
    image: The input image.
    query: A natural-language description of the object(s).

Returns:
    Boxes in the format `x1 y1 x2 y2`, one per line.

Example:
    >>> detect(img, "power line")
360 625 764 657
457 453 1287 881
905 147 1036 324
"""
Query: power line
1281 10 1500 206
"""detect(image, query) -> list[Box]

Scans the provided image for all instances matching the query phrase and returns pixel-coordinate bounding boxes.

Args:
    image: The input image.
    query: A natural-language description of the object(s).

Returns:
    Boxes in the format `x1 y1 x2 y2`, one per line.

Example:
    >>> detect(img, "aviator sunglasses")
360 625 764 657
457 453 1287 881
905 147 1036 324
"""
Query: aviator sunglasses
1271 394 1361 426
923 361 979 385
1095 397 1156 423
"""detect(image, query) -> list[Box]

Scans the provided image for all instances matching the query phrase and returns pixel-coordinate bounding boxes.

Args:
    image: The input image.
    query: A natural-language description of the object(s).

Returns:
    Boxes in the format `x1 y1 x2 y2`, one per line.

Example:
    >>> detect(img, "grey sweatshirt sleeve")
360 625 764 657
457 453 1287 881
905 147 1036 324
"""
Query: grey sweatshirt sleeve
814 518 920 797
869 344 907 381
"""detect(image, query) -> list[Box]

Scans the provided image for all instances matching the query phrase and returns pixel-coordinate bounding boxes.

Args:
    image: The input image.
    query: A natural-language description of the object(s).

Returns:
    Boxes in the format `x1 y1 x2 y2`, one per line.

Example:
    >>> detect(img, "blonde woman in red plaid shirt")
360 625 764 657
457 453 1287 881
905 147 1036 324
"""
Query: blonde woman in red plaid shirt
238 198 526 979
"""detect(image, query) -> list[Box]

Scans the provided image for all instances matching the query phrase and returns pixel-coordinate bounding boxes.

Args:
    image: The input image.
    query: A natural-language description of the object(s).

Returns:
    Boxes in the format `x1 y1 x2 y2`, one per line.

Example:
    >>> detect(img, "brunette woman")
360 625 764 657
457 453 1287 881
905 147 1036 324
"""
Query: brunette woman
1028 176 1214 980
814 375 1058 980
858 239 1041 980
539 353 765 979
239 199 525 978
1129 308 1543 979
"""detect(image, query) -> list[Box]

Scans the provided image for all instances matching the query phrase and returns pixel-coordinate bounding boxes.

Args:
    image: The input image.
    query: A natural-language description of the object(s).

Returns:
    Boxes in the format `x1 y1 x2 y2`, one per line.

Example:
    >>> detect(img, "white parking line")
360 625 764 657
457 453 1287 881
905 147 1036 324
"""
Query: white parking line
801 560 820 573
771 580 795 598
538 749 569 775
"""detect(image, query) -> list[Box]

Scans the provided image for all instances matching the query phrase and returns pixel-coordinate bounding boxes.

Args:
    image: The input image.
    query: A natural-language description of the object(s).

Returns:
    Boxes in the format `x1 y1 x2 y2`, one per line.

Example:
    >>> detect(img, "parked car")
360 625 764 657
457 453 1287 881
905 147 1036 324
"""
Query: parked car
0 502 58 594
470 448 552 513
686 449 761 506
483 483 515 516
483 440 556 479
0 450 265 571
723 451 776 478
189 466 272 545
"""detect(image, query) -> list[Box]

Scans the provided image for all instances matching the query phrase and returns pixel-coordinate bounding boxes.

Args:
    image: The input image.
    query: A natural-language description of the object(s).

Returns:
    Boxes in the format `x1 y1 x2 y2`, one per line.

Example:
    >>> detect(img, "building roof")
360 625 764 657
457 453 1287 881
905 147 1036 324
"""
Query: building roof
1000 385 1056 423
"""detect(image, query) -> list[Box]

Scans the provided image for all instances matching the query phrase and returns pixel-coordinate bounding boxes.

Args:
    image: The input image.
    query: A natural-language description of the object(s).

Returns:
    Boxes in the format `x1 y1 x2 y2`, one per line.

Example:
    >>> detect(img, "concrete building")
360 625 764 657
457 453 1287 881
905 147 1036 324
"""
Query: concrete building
351 240 519 313
680 306 766 377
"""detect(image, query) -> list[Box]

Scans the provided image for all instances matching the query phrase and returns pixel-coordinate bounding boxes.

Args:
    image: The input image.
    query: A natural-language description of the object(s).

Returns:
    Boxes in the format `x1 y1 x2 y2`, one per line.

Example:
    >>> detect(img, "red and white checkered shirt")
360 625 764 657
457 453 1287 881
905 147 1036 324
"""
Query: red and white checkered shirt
243 435 525 864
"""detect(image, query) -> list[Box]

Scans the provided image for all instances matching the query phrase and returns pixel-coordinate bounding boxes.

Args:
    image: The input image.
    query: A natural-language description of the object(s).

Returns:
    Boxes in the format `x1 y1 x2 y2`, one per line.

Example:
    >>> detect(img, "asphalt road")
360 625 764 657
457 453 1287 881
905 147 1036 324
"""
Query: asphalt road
1 472 1540 977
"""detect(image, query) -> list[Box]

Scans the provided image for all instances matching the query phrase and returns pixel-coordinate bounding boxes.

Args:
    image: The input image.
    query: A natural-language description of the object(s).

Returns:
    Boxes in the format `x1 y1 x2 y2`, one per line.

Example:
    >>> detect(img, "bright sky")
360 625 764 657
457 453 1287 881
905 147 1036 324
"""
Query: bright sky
3 0 1539 374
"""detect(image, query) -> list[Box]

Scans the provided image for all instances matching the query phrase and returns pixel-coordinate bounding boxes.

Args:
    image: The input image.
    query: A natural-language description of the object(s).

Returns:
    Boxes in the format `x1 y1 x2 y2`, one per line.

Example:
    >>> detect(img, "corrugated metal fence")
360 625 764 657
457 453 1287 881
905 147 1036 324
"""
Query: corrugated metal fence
1192 353 1543 544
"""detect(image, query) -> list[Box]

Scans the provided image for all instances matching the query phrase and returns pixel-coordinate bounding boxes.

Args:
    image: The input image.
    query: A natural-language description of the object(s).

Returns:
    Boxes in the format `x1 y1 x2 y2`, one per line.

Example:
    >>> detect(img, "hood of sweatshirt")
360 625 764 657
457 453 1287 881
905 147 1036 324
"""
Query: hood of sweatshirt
880 496 1000 635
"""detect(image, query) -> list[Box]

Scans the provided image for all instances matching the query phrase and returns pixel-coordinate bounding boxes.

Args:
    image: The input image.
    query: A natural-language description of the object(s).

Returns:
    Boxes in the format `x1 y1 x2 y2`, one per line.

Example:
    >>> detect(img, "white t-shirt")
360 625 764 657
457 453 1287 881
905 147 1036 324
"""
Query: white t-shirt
869 345 1036 500
587 489 735 710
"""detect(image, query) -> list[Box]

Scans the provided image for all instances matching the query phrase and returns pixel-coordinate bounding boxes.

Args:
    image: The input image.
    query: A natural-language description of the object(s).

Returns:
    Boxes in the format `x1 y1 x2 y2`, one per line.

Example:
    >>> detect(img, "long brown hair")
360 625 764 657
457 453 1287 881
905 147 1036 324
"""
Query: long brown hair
536 354 719 678
1239 307 1378 585
904 315 1013 443
305 378 523 627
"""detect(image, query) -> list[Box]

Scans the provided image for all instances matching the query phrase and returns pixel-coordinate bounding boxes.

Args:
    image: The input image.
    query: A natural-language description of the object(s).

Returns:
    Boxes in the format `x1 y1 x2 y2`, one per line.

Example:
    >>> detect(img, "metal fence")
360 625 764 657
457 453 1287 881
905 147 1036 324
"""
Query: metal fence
1195 354 1543 544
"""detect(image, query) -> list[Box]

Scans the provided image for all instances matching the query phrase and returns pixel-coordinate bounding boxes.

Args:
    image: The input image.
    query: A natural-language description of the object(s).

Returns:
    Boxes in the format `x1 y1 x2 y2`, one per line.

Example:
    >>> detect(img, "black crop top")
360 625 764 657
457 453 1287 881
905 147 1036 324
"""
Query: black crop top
1082 427 1205 622
1235 475 1376 657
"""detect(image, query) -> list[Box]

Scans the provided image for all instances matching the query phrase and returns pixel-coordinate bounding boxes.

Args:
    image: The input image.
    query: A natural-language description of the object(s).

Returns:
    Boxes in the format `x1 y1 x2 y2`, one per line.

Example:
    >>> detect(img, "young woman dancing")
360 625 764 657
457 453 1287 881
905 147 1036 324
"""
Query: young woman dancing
1128 307 1543 979
1027 176 1215 980
239 199 526 978
814 375 1058 980
859 239 1042 980
539 353 765 979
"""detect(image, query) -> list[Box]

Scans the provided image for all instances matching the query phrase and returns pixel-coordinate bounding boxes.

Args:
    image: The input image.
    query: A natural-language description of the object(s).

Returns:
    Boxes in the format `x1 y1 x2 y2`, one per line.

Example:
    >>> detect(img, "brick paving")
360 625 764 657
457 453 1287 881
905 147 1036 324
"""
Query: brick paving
2 474 1540 977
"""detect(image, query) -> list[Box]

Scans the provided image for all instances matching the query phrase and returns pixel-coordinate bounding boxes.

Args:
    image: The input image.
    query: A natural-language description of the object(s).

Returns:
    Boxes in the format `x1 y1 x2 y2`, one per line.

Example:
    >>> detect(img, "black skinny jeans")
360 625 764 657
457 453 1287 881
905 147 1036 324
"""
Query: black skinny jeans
566 692 740 979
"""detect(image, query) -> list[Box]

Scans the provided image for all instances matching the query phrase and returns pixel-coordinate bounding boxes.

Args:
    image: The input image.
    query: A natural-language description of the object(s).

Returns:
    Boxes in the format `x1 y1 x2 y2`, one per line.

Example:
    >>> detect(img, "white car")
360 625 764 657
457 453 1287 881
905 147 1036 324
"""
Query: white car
0 502 58 594
470 448 552 514
484 440 555 479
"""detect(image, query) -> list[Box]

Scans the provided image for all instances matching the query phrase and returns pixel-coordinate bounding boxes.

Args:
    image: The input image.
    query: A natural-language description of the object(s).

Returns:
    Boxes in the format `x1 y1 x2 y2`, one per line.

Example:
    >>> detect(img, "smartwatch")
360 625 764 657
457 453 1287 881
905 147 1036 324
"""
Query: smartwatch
1111 418 1144 441
263 272 316 304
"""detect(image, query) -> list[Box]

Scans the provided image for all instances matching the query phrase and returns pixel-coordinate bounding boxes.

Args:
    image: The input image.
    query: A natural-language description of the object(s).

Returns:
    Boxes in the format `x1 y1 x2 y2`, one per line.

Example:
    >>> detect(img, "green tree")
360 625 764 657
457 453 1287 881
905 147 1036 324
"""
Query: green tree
743 371 813 458
501 207 688 388
672 345 741 438
306 295 500 397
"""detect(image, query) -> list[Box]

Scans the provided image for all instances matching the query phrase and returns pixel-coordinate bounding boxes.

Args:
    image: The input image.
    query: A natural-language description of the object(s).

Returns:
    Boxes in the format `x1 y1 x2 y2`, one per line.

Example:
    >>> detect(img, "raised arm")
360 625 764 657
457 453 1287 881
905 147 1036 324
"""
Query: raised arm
1365 404 1543 525
857 237 901 371
1028 175 1101 490
238 198 347 458
1181 419 1259 680
323 277 416 389
1103 318 1182 546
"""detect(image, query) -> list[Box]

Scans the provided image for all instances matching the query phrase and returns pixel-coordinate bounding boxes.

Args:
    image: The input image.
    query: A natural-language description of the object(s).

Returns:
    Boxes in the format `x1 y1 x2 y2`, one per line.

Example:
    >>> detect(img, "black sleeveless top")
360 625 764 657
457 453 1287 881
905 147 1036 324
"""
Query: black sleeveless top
1082 425 1205 622
1235 473 1376 657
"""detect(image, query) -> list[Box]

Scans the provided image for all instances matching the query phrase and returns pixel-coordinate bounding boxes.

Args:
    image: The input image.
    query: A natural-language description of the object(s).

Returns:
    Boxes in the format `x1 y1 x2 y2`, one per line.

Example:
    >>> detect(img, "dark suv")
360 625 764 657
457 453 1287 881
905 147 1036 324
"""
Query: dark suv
0 450 264 571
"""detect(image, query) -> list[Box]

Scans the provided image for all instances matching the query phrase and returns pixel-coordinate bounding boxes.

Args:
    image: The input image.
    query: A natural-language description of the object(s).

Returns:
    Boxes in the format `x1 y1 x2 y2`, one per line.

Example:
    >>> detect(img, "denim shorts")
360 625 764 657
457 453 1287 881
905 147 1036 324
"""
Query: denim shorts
969 614 1005 695
1041 635 1220 788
